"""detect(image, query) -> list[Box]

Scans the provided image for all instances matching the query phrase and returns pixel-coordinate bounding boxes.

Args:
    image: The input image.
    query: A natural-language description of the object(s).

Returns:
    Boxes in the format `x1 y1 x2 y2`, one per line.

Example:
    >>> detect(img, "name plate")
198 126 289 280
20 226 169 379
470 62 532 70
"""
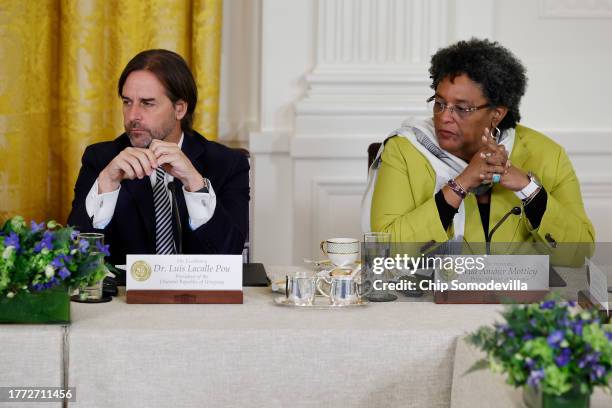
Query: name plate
126 255 243 304
587 259 609 312
433 255 549 304
434 255 549 291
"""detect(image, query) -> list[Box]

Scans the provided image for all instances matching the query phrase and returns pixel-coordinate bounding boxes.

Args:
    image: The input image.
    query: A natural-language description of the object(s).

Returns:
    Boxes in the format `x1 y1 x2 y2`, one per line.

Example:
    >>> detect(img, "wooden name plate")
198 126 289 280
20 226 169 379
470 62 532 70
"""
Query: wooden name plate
126 290 243 304
434 290 548 304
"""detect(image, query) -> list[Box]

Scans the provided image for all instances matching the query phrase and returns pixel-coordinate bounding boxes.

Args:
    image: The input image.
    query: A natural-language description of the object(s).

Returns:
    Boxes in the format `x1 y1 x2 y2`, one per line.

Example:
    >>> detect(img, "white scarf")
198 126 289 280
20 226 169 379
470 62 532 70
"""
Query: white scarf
361 117 515 240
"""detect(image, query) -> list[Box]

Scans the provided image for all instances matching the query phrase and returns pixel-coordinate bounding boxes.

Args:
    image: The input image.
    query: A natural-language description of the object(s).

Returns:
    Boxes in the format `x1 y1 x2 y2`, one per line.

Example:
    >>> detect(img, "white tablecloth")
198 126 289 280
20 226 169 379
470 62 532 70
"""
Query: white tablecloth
66 265 505 408
0 325 65 408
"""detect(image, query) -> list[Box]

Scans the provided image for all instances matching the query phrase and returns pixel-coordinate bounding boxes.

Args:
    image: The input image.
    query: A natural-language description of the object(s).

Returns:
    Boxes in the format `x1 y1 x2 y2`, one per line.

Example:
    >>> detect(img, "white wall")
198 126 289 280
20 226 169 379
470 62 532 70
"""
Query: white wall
219 0 612 265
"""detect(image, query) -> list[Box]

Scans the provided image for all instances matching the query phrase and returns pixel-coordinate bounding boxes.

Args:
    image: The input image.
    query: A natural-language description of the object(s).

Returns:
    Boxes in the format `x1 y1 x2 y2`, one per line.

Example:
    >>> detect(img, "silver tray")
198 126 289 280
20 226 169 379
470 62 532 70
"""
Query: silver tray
273 296 369 309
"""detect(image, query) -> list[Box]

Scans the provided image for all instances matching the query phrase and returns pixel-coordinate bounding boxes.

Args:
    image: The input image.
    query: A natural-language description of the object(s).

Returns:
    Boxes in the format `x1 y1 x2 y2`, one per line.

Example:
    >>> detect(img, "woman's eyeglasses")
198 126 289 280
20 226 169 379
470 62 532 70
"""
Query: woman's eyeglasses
427 96 490 120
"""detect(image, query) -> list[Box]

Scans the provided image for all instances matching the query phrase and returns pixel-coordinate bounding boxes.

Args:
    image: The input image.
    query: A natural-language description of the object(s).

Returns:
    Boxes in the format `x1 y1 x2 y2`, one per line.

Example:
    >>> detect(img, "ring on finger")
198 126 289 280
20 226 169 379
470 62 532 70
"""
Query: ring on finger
492 173 501 184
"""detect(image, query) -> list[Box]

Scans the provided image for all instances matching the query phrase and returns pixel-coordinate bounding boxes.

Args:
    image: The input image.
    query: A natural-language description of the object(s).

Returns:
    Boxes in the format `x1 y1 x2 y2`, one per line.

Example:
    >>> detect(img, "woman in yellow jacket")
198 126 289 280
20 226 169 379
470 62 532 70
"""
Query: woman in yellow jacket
369 39 594 250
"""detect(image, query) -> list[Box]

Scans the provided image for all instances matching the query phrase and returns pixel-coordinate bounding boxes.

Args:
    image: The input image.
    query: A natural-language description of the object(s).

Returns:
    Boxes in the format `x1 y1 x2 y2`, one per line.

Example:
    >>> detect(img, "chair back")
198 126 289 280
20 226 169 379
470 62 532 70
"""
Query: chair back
367 142 382 170
232 147 251 263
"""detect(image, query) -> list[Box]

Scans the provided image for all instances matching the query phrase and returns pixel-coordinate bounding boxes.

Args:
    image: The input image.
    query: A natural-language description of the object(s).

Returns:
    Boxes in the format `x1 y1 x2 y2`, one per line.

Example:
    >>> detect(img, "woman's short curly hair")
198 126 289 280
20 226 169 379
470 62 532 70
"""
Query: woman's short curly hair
429 38 527 130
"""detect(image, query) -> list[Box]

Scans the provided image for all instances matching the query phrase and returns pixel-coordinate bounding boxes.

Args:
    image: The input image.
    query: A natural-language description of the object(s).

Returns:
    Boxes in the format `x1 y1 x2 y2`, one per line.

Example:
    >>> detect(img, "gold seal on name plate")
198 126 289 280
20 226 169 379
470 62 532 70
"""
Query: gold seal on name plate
130 260 152 282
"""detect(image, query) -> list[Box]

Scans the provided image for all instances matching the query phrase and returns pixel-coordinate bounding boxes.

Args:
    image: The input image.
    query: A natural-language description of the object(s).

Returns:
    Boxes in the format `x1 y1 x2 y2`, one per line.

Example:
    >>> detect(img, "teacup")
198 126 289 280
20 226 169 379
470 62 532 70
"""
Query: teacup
320 237 359 267
285 272 317 306
317 275 360 306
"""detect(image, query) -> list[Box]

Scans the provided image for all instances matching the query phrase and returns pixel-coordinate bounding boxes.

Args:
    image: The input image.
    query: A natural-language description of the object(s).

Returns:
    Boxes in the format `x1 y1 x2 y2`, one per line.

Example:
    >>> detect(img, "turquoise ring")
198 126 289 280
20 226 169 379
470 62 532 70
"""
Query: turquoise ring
492 173 501 184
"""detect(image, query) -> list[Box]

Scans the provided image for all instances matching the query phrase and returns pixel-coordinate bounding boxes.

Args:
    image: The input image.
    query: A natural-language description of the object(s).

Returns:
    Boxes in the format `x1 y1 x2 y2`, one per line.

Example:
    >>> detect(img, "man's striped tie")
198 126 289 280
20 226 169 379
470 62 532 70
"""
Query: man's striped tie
153 168 176 254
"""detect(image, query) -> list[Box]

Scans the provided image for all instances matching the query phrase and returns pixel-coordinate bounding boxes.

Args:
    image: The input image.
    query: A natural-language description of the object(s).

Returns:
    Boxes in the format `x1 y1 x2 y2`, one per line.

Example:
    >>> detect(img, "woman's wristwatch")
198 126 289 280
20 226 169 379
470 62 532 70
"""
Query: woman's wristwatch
514 172 541 205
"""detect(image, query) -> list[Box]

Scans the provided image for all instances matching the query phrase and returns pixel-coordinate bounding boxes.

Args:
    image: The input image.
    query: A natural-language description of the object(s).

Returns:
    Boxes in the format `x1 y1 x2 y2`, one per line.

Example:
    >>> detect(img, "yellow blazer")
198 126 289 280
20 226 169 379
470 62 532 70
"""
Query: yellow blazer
371 124 595 249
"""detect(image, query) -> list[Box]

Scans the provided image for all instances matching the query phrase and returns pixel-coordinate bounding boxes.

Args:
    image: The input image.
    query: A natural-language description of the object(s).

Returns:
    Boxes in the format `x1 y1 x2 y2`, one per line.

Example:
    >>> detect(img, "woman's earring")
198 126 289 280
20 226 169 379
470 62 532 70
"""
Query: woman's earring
490 126 501 140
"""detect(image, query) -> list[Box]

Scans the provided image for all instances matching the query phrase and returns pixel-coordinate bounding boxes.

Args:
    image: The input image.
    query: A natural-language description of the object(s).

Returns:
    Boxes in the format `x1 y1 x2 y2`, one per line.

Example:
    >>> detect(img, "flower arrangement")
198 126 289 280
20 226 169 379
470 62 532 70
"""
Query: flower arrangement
0 216 110 299
466 297 612 399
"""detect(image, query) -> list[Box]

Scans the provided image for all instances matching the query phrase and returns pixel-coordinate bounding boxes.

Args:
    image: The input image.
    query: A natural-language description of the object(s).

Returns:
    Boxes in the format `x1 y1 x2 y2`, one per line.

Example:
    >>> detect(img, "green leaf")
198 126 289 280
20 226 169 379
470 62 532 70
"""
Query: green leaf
463 358 490 376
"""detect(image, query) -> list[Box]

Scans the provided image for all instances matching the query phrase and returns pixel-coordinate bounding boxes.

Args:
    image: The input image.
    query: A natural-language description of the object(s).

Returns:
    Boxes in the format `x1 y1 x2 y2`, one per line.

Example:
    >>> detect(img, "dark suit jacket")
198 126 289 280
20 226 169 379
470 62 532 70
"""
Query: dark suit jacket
67 130 249 266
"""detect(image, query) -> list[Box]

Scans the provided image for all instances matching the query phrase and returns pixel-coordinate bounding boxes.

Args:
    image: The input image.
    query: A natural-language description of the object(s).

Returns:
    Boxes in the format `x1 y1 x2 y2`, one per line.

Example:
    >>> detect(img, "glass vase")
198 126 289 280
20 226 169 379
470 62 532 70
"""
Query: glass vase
523 385 591 408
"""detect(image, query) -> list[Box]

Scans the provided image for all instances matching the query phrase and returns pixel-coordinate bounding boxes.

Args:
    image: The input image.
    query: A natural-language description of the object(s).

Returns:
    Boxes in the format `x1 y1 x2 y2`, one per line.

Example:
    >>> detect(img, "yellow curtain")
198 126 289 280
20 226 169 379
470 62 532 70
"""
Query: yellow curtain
0 0 223 224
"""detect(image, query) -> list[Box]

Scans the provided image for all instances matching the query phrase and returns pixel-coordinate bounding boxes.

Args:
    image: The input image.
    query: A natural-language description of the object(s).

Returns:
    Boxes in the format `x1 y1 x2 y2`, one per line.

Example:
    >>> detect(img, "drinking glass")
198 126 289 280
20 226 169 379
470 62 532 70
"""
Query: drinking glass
76 233 105 301
363 232 397 302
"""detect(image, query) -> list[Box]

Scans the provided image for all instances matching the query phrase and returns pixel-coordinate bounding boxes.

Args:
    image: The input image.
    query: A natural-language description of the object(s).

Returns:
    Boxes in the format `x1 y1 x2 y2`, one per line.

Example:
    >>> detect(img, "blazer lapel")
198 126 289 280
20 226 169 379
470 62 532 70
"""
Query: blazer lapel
123 177 155 243
489 127 531 243
182 131 206 168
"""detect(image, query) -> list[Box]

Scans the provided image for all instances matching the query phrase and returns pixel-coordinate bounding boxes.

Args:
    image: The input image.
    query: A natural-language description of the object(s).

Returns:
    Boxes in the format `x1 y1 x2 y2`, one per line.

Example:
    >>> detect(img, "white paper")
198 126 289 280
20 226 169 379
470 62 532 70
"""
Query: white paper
588 259 609 311
126 254 242 291
434 255 549 291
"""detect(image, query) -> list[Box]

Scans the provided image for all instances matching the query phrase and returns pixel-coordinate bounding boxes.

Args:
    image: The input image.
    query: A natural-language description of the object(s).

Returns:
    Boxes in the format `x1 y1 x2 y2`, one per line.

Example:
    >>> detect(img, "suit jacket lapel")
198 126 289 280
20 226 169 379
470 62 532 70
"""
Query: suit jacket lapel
123 177 155 244
182 131 206 168
489 127 530 242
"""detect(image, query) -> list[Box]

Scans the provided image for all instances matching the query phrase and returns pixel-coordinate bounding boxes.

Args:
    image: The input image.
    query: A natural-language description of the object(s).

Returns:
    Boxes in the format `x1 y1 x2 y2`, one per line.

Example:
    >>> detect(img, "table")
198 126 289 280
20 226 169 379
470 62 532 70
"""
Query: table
3 265 608 407
66 265 504 408
0 326 65 408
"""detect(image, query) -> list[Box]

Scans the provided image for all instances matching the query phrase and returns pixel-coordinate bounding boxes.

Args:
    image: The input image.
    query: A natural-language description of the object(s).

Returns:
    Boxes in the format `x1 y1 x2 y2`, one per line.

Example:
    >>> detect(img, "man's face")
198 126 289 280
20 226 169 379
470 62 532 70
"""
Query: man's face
121 70 180 148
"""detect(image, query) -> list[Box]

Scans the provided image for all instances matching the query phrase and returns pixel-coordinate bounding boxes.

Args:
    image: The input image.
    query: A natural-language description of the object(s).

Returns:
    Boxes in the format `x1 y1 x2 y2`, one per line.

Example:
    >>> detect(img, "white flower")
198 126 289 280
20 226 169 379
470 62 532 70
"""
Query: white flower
2 246 14 259
6 292 14 299
45 264 55 278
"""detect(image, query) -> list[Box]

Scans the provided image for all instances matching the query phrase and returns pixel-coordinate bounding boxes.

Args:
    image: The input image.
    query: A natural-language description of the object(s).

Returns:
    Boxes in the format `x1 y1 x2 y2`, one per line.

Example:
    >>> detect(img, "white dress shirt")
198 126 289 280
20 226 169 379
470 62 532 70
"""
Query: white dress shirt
85 133 216 230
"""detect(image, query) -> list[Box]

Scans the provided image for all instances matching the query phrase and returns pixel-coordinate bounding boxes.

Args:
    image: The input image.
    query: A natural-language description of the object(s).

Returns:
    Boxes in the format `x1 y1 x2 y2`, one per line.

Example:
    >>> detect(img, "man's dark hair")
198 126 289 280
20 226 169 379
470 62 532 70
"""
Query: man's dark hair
118 49 198 132
429 38 527 131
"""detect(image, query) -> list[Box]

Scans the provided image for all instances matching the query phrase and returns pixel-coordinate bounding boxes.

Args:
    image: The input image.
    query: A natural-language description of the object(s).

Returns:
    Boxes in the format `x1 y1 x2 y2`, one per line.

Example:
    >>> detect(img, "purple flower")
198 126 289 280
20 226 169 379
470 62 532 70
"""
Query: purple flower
547 330 564 348
4 232 20 251
605 332 612 341
50 256 64 269
31 283 44 292
540 300 555 310
95 241 110 257
568 300 577 307
58 267 71 279
527 369 545 387
554 348 571 367
589 364 606 381
70 230 79 240
571 320 584 336
34 231 54 253
78 239 90 253
579 352 601 369
525 358 536 370
30 220 45 233
559 317 571 328
522 333 534 341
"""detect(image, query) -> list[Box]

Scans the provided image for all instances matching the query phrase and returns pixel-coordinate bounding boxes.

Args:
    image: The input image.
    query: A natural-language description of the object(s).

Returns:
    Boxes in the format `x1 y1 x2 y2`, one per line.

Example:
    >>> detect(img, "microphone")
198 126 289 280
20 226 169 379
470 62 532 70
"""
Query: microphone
486 206 521 254
167 181 183 254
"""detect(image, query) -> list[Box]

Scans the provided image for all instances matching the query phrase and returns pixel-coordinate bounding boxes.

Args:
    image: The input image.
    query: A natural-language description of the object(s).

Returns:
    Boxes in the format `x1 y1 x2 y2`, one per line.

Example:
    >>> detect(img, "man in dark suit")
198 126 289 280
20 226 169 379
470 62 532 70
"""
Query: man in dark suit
68 49 249 268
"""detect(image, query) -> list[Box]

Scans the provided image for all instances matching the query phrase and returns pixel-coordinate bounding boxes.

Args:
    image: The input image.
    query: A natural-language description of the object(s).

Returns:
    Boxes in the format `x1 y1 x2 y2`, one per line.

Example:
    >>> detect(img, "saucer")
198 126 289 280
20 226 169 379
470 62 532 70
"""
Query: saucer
273 296 369 309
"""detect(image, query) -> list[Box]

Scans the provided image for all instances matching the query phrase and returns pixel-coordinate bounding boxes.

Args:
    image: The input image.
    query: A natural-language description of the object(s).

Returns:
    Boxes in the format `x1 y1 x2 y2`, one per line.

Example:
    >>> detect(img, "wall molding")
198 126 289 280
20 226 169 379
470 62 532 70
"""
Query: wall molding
539 0 612 19
311 176 368 248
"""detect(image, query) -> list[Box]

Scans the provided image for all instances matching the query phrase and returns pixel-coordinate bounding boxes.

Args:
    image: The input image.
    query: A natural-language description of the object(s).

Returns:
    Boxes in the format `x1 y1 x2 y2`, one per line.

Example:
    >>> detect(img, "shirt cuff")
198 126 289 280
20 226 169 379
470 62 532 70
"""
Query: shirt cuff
183 178 216 230
85 179 120 229
435 189 459 230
